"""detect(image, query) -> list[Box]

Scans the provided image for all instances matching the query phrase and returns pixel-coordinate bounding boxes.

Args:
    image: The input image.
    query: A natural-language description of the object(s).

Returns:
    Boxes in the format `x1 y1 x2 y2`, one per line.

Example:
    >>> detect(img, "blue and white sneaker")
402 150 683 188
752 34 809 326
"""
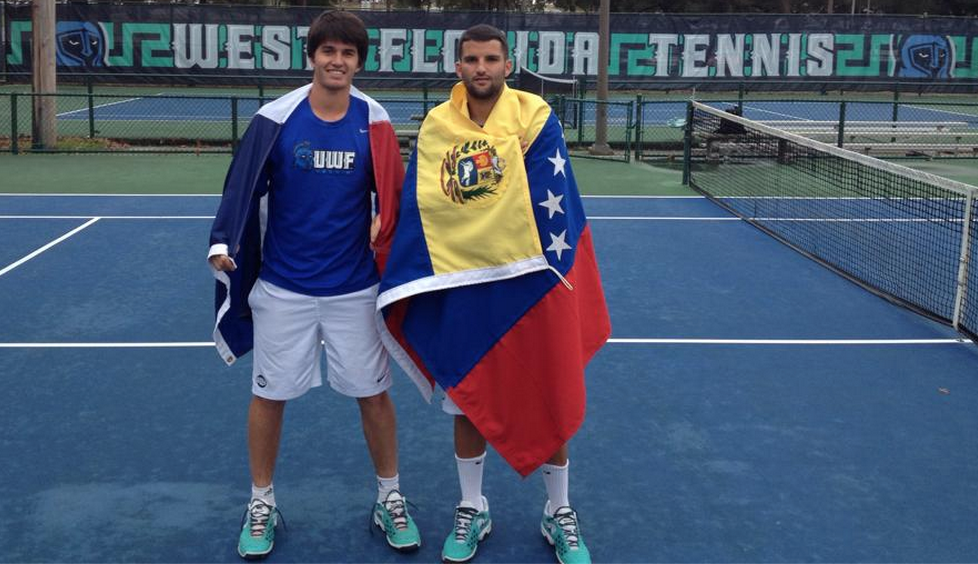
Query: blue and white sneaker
373 490 421 552
237 499 280 560
442 496 491 563
541 502 591 564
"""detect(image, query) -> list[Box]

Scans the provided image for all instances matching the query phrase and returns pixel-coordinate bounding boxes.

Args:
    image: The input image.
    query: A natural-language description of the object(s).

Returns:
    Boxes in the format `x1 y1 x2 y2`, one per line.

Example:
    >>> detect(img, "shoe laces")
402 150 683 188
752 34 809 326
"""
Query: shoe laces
552 506 582 549
453 506 480 541
246 499 273 538
382 491 410 531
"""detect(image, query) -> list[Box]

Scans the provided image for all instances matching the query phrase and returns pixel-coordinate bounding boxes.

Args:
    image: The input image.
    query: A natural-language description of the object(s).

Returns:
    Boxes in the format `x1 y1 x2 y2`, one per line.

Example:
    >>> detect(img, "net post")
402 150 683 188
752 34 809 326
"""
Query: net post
837 101 847 148
737 82 744 114
682 101 693 185
422 82 429 115
87 81 95 139
952 192 975 331
230 96 239 154
10 92 17 154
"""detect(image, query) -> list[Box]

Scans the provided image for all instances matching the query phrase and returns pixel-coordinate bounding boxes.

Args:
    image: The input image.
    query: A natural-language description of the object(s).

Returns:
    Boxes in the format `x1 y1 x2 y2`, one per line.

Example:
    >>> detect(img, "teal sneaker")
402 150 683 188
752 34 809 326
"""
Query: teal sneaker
441 496 492 563
541 502 591 564
373 490 421 552
237 499 280 560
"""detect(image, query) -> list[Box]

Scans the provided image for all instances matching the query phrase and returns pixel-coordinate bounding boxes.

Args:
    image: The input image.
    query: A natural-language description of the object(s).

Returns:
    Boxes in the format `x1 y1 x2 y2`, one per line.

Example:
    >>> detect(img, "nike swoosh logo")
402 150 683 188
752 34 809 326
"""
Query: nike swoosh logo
359 128 368 133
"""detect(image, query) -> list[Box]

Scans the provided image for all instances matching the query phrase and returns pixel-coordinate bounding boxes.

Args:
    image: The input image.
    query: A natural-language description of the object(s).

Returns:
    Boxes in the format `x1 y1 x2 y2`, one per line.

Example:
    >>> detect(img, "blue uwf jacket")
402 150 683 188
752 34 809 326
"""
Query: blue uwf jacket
209 84 405 365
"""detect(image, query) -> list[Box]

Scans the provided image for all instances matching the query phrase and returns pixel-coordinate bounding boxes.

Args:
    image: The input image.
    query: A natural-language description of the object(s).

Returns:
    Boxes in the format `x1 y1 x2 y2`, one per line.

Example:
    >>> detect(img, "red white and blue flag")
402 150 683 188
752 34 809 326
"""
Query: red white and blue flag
378 84 610 476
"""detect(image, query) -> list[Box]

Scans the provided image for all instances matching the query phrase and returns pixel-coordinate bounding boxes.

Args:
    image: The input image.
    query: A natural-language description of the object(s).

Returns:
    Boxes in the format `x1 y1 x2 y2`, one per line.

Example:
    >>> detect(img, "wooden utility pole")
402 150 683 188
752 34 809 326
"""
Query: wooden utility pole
588 0 612 156
31 0 56 149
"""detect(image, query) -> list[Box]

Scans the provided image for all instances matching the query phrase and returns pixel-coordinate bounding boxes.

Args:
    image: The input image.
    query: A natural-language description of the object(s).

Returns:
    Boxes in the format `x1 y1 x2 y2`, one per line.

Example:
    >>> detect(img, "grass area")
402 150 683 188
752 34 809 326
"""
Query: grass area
900 158 978 187
0 153 231 194
0 152 690 196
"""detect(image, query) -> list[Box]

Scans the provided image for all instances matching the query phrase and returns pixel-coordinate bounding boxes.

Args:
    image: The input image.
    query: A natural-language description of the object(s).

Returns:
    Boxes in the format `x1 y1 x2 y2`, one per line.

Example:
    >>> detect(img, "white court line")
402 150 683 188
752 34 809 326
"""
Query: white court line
56 96 145 118
742 104 816 121
590 216 736 220
0 218 100 278
0 193 221 197
0 215 215 220
609 338 968 345
903 104 978 120
1 215 951 223
2 194 701 199
0 338 966 348
0 342 213 348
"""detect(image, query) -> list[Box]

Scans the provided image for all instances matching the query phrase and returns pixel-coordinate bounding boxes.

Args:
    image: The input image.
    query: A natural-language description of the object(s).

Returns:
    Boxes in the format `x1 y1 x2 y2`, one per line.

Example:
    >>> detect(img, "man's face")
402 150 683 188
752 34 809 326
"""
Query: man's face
310 39 361 92
456 39 512 101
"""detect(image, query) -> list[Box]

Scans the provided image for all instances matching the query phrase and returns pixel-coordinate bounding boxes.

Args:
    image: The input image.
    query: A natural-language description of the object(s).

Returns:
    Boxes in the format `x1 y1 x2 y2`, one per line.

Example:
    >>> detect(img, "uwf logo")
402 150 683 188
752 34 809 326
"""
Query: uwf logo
293 142 355 173
897 35 953 79
440 139 506 205
56 21 104 67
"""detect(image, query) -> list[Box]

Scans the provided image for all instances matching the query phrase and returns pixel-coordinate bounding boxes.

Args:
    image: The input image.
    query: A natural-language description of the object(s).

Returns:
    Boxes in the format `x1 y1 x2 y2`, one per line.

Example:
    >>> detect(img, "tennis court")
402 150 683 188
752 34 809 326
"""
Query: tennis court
3 153 978 561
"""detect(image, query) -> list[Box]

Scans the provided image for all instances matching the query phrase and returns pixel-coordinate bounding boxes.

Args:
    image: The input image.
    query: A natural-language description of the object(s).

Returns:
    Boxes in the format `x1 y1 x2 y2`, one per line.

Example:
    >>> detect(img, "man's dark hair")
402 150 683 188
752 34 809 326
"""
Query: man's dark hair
458 24 509 61
306 11 368 67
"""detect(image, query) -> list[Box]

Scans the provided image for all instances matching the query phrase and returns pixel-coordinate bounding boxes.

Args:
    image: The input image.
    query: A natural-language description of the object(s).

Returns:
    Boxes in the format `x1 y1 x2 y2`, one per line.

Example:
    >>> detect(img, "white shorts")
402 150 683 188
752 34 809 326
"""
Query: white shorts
247 278 392 400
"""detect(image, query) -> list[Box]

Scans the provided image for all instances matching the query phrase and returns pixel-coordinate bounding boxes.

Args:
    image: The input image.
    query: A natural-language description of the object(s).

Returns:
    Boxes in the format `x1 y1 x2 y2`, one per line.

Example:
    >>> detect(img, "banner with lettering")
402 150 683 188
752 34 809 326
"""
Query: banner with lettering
3 5 977 89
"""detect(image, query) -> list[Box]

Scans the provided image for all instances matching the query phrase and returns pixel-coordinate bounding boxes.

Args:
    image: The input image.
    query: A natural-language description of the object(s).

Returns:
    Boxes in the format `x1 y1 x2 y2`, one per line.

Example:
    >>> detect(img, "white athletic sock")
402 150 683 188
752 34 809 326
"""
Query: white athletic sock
456 452 487 511
541 460 569 511
377 473 400 503
251 483 276 507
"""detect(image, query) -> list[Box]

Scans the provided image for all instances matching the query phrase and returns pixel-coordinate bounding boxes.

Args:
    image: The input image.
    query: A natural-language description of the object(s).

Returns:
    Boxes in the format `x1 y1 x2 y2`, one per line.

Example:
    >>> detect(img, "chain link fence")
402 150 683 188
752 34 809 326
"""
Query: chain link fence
555 97 633 163
2 89 976 160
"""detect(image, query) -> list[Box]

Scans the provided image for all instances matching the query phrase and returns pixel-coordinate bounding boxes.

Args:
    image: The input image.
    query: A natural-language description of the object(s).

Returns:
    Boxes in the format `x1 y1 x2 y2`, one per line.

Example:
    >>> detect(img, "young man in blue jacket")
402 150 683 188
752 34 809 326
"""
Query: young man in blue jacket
207 10 417 559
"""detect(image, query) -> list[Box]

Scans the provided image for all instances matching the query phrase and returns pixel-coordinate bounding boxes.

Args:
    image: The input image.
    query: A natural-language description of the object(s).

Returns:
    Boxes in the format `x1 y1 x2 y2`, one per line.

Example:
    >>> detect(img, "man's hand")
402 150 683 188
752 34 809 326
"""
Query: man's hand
520 138 529 154
370 214 381 246
209 254 236 272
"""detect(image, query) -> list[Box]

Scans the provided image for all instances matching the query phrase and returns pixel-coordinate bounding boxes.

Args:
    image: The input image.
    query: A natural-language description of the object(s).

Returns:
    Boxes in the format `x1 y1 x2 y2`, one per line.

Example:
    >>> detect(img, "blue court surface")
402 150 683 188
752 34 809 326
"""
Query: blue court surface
56 95 978 129
3 194 978 563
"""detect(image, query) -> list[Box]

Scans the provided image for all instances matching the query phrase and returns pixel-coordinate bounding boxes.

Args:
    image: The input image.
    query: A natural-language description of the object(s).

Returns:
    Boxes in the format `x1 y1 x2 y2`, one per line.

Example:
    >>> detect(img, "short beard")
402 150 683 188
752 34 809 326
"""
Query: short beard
466 79 501 100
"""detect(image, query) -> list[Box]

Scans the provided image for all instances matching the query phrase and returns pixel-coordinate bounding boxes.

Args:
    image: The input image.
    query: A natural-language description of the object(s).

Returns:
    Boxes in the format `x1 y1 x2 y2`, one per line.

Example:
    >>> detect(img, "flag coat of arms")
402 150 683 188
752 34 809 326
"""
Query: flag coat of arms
379 83 611 476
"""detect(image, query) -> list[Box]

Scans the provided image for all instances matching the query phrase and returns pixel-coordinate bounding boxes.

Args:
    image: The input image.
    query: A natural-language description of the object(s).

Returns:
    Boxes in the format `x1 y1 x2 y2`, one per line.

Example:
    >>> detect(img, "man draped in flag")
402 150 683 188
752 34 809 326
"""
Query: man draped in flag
207 11 420 559
378 24 610 564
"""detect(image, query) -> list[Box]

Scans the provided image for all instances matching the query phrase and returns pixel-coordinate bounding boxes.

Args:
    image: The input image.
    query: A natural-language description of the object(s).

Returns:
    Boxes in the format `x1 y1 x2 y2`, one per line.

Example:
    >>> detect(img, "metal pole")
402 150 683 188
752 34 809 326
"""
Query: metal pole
588 0 612 156
682 102 693 185
10 92 18 154
837 101 847 148
231 97 239 154
87 81 95 139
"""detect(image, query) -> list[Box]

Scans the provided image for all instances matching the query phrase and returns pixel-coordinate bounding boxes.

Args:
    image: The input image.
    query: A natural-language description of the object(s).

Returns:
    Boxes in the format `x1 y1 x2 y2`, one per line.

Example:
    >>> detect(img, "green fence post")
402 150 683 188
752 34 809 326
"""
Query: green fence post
231 97 239 154
837 101 847 148
577 99 584 145
625 101 633 163
737 82 745 113
891 88 900 143
10 93 18 155
634 94 643 161
87 81 96 139
682 102 693 185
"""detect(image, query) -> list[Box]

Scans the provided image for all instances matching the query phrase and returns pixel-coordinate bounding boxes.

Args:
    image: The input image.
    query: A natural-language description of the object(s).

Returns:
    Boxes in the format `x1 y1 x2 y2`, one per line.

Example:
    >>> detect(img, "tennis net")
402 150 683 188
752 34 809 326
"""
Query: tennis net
685 101 978 342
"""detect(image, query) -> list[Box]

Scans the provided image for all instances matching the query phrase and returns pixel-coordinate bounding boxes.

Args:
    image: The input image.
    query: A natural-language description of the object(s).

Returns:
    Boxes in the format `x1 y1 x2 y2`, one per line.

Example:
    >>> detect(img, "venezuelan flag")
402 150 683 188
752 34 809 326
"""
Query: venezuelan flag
379 84 610 476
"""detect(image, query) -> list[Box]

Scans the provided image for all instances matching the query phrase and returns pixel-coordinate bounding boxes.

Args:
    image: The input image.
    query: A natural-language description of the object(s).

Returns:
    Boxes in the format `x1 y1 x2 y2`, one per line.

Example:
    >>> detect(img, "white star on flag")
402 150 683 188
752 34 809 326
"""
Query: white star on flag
548 148 567 177
538 189 565 219
546 230 572 261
